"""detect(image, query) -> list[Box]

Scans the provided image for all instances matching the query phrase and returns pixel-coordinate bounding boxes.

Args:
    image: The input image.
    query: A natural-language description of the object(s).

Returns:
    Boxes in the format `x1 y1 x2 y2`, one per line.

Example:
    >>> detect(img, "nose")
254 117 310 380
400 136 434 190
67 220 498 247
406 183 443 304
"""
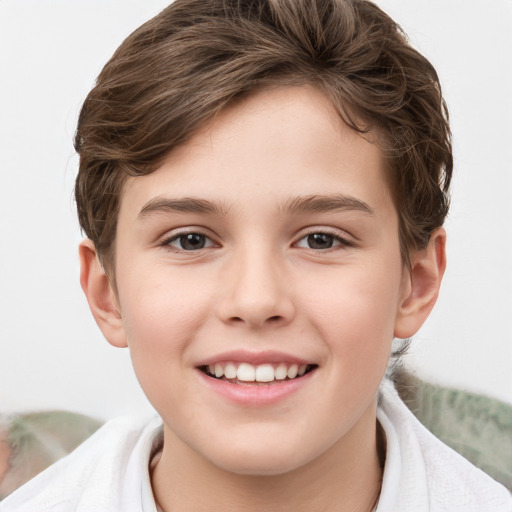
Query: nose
216 246 295 329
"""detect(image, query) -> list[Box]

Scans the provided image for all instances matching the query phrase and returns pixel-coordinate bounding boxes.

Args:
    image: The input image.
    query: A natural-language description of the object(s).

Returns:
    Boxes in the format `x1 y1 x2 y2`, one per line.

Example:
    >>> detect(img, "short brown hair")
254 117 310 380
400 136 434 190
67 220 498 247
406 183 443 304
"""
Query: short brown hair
75 0 452 272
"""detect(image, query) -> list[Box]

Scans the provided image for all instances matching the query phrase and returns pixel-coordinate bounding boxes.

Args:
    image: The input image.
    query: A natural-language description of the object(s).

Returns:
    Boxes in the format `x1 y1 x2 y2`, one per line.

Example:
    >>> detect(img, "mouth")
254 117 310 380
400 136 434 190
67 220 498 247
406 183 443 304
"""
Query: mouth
199 362 318 384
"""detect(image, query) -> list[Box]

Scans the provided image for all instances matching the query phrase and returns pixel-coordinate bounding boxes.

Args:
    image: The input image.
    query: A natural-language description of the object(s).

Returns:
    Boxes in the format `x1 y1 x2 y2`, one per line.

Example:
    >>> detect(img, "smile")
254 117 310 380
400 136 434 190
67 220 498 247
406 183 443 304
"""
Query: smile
196 355 318 405
201 362 317 383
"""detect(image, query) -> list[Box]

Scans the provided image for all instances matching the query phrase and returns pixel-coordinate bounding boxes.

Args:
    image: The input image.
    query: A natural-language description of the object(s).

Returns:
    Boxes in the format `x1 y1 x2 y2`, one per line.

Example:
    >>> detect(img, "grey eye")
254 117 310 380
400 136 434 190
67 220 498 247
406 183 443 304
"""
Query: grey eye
296 232 342 250
306 233 335 249
167 233 214 251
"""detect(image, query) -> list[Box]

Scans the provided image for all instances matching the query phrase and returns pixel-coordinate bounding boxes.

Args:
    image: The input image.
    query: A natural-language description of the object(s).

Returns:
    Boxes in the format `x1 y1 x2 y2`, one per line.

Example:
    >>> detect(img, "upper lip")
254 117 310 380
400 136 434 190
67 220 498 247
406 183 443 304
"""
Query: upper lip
196 350 313 367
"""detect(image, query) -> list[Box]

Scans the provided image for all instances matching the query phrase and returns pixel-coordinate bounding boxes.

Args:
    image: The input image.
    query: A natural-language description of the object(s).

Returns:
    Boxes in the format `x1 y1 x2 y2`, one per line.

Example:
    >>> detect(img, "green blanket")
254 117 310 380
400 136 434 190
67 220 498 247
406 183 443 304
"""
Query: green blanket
396 371 512 490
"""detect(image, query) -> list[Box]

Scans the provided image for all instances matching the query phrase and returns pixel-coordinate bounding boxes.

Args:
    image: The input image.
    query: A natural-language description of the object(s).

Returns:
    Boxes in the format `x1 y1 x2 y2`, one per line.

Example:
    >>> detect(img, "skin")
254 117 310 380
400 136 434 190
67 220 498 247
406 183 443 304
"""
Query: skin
80 86 446 512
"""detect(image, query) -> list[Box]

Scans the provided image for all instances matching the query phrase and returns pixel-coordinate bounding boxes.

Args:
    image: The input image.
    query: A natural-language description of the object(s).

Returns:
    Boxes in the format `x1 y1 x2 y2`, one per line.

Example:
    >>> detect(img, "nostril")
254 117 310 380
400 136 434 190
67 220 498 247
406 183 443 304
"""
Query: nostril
228 315 283 325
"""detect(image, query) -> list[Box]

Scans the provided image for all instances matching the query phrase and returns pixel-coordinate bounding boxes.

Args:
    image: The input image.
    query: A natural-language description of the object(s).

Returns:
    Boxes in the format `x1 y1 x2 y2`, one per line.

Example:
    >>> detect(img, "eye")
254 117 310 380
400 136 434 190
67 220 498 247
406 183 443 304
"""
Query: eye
295 232 351 250
164 232 216 251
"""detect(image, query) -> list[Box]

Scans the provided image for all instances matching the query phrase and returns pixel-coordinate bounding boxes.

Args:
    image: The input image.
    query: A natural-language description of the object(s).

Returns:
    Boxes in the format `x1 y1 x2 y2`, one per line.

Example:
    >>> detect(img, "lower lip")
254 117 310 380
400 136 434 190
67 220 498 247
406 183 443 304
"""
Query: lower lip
197 369 316 406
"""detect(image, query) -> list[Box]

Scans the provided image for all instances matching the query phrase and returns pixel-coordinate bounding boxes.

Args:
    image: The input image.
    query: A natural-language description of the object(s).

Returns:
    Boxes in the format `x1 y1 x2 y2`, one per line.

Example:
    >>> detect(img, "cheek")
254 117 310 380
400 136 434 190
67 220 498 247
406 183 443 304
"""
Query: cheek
301 259 402 369
117 268 213 381
119 283 205 418
119 262 210 335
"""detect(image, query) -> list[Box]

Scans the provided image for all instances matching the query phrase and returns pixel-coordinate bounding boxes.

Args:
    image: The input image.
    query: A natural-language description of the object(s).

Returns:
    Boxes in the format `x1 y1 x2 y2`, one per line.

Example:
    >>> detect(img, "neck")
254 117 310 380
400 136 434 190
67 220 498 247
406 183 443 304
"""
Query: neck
152 404 383 512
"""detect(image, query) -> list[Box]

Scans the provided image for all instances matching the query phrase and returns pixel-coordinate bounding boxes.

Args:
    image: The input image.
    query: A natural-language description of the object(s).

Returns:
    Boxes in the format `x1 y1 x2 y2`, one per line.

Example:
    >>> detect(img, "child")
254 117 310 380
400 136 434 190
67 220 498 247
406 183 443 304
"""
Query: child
2 0 511 510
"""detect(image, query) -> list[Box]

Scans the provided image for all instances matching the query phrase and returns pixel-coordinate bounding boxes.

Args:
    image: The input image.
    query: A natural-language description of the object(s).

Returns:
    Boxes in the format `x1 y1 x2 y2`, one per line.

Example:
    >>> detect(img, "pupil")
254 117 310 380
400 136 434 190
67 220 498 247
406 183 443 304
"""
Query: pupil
181 233 205 250
307 233 333 249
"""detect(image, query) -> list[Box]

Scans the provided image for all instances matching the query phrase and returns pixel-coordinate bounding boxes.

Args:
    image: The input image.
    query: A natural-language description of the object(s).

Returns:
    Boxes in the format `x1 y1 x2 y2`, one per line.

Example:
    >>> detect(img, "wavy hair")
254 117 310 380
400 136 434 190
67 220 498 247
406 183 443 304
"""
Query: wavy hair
75 0 452 272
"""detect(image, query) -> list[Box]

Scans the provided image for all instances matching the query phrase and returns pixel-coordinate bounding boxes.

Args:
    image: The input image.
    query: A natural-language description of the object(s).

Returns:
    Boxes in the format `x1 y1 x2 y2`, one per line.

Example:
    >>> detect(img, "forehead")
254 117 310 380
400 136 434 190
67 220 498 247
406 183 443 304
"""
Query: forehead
119 86 394 221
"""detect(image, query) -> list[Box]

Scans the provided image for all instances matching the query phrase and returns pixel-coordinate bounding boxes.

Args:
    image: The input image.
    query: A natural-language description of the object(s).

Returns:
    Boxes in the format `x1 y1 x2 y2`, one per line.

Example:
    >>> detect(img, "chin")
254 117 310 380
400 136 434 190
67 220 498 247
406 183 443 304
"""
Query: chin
205 442 311 477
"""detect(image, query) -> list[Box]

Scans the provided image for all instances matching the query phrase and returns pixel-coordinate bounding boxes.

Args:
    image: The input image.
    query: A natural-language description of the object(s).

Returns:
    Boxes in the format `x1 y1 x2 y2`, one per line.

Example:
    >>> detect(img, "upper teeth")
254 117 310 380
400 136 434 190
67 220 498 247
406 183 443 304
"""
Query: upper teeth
206 362 309 382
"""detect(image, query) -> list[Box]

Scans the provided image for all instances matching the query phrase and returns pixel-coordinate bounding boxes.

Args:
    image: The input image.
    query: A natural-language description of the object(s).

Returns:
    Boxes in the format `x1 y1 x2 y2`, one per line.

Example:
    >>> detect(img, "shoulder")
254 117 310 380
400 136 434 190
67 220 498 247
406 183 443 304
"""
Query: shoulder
377 380 512 512
0 414 162 512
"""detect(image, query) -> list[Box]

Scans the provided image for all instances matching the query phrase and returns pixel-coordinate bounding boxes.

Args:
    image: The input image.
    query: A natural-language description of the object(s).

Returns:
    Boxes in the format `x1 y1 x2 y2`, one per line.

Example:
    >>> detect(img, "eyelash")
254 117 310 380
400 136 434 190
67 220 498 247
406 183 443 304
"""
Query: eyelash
294 230 355 250
160 228 354 252
160 230 217 252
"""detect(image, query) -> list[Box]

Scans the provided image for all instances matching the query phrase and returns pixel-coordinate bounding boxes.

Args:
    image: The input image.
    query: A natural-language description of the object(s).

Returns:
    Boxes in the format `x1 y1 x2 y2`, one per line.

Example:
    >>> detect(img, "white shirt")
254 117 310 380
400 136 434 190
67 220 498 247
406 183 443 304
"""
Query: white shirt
375 379 512 511
1 381 511 512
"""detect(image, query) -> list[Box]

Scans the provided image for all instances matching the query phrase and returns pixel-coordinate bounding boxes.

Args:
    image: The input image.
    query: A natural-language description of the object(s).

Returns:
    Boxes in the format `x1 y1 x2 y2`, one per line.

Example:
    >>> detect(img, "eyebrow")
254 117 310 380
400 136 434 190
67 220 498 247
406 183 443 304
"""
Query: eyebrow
283 194 374 216
138 193 374 220
138 197 230 219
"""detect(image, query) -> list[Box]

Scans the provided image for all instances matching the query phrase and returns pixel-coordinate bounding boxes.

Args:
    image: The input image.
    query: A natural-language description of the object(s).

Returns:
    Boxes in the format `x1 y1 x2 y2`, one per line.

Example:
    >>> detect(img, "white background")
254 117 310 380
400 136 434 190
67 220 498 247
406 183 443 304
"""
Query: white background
0 0 511 421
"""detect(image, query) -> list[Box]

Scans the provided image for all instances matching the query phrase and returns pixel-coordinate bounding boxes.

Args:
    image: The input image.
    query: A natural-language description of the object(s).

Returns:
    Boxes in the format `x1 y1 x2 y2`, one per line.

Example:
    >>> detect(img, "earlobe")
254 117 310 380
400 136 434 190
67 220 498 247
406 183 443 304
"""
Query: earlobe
79 239 128 348
394 228 447 339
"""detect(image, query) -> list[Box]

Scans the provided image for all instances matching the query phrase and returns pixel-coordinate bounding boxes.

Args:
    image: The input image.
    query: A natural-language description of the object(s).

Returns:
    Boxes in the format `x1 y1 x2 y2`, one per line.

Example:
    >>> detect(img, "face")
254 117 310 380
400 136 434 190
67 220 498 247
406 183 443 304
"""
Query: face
111 86 410 475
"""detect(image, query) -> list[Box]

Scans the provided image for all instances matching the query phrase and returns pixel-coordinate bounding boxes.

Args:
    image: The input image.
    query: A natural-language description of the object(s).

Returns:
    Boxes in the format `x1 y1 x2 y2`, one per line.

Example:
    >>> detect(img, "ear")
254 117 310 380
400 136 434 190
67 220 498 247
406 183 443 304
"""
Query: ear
394 228 447 339
79 239 128 348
